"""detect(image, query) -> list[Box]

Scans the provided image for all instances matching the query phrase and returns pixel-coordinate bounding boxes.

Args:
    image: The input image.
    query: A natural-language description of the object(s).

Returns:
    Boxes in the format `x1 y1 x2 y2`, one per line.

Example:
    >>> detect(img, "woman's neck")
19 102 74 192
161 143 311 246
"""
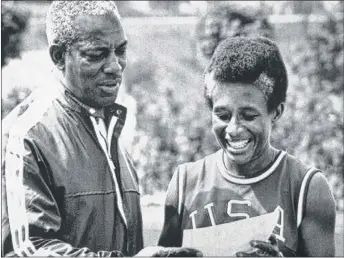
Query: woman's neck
223 147 277 178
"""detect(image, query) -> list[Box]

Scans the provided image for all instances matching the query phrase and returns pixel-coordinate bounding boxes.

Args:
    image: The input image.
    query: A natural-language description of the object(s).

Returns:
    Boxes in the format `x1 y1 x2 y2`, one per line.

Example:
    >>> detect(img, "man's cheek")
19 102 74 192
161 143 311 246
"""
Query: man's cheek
119 59 127 71
80 62 101 79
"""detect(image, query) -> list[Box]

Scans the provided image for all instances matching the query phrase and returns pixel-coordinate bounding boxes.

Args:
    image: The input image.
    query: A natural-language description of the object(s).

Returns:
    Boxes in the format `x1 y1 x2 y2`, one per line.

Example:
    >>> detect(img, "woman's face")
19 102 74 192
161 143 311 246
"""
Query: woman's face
211 80 276 166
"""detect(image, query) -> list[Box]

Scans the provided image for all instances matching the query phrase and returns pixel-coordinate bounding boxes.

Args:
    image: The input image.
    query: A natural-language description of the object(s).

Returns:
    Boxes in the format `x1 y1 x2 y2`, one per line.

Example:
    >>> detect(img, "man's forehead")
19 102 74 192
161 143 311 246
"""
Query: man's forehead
72 14 125 42
74 13 122 29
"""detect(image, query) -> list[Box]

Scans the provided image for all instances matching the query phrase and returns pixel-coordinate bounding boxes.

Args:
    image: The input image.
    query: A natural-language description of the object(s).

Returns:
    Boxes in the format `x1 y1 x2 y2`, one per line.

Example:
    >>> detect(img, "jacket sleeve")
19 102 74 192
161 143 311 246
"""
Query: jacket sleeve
158 166 184 247
2 135 124 257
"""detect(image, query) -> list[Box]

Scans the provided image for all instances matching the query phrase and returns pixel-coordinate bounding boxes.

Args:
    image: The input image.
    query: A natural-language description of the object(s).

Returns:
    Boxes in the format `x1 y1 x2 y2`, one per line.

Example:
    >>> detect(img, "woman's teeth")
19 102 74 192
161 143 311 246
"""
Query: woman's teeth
228 139 249 149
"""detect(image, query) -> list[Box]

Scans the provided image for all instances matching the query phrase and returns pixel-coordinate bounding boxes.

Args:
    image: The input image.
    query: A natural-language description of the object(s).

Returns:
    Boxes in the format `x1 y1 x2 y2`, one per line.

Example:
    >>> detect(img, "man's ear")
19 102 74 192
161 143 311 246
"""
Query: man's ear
49 44 66 70
272 102 285 123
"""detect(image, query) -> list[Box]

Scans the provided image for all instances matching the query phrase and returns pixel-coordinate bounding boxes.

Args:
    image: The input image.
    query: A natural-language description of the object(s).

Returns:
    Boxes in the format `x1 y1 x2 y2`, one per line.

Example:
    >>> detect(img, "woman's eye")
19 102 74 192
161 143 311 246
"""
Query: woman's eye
242 114 258 121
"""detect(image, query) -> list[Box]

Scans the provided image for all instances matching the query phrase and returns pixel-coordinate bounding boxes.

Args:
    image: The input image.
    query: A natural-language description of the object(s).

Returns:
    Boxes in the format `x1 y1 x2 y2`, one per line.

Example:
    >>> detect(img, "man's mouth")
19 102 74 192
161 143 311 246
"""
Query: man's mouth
98 81 120 94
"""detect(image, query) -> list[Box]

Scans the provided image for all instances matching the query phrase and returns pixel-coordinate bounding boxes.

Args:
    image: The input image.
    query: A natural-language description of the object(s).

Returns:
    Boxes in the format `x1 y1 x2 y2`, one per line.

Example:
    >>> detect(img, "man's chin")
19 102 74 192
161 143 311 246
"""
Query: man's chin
93 97 118 108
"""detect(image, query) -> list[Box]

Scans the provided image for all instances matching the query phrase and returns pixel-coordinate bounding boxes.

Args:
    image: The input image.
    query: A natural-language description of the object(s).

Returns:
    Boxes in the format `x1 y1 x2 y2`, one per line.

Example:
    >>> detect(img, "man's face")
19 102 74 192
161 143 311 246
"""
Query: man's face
210 79 274 165
64 13 127 108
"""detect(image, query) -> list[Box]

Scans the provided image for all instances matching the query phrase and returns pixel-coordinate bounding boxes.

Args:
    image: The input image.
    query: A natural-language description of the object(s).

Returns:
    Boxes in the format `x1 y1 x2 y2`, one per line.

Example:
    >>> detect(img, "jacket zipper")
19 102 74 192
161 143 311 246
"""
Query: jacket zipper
90 116 128 229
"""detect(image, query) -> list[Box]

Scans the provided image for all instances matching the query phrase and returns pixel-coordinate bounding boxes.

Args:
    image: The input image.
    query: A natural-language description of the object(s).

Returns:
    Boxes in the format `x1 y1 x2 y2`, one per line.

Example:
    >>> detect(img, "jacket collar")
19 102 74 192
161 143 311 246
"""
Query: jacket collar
64 89 127 121
53 70 127 137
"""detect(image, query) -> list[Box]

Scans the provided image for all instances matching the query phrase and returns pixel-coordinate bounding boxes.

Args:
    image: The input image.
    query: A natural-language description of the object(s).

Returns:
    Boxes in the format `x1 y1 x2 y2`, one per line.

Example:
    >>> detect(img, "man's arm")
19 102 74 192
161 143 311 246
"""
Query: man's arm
3 138 201 257
297 172 336 256
158 168 184 247
2 136 124 257
2 164 123 257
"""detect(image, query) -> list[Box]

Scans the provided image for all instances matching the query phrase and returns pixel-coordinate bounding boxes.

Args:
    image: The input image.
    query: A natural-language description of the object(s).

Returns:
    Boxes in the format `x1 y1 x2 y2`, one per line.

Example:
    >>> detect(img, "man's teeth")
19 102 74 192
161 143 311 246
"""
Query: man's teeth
228 140 249 149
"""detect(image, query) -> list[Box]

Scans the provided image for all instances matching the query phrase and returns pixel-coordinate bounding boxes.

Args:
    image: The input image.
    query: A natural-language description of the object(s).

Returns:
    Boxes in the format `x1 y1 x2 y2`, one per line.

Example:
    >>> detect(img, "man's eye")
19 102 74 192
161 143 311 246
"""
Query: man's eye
115 47 126 56
86 52 104 61
216 113 230 121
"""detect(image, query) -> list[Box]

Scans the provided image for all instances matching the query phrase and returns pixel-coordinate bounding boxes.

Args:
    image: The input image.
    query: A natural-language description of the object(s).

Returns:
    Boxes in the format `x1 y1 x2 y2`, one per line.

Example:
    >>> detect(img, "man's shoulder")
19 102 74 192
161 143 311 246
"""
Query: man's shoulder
2 87 61 140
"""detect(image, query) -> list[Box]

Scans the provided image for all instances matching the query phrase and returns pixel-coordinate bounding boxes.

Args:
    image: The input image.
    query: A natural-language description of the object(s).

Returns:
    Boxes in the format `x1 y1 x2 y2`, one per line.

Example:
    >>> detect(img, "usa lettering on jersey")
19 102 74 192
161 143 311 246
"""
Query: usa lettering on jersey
188 200 285 242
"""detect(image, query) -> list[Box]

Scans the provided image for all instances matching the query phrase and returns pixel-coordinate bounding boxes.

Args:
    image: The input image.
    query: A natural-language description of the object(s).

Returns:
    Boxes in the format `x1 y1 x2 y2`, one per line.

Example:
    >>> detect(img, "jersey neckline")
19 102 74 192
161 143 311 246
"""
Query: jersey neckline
216 150 286 184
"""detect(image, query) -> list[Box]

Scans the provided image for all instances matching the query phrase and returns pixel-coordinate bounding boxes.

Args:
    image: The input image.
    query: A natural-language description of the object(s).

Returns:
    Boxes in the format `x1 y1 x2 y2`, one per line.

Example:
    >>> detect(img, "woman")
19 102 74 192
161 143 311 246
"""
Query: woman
158 37 336 257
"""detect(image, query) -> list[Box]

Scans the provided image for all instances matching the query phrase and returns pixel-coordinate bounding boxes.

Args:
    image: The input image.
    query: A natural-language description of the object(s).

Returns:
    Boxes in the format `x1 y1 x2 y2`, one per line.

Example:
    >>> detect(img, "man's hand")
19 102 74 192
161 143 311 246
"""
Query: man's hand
236 235 283 257
135 246 203 257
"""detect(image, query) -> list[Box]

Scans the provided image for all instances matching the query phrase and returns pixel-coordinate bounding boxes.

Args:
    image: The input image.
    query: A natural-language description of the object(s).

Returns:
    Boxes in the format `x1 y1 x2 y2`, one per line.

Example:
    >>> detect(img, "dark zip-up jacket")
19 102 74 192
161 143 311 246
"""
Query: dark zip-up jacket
2 84 143 256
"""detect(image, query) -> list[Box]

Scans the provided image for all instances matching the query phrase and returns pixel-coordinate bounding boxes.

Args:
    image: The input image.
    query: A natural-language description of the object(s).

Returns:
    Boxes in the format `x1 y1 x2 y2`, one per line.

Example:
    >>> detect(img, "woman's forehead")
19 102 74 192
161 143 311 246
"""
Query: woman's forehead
212 82 268 109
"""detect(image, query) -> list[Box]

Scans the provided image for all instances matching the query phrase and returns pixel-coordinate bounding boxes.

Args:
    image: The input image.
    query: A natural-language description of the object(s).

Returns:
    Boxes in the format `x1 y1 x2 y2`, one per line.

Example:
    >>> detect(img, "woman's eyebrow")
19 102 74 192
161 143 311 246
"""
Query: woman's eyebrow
213 106 228 112
240 106 260 112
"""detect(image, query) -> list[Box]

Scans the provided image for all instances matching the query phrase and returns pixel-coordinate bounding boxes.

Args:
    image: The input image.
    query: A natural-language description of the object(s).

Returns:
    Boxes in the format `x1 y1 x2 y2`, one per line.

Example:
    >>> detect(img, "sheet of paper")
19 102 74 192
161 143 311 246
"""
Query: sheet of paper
182 210 279 256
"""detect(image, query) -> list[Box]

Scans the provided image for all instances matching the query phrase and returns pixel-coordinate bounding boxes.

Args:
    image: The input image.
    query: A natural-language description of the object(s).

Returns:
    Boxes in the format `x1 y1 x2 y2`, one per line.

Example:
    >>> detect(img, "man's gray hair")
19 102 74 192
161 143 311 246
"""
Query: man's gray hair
46 1 120 47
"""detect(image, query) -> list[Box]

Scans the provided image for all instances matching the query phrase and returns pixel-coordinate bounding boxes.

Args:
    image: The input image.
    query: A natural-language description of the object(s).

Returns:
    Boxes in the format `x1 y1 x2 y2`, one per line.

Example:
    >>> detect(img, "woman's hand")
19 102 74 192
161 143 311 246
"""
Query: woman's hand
236 235 283 257
135 246 203 257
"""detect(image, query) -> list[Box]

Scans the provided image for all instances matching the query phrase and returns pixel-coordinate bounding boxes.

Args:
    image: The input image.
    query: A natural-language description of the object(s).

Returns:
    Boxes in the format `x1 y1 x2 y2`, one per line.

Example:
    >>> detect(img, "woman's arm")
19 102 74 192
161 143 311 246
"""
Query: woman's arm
158 167 184 247
297 172 336 256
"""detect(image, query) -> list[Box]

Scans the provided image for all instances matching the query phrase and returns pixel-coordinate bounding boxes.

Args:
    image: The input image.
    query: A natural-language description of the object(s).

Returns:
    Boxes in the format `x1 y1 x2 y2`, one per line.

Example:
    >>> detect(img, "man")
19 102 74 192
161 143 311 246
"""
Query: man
158 37 336 256
1 1 201 257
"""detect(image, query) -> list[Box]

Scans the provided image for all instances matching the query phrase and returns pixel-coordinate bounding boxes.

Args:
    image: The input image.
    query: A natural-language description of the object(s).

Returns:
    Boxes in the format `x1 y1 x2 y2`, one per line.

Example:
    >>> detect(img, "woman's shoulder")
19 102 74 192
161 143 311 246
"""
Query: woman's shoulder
178 150 220 170
282 150 322 176
176 150 221 182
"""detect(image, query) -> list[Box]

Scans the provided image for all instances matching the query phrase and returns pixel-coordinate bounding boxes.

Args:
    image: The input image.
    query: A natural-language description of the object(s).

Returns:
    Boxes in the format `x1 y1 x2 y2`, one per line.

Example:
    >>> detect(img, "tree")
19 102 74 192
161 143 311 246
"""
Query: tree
148 1 182 16
114 1 147 17
1 1 30 67
272 13 343 210
194 3 274 68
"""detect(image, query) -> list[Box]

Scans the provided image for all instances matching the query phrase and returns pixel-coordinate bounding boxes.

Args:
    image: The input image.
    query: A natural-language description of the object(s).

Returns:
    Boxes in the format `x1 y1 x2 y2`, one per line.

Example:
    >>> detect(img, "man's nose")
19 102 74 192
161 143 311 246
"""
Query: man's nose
103 53 122 74
225 117 244 136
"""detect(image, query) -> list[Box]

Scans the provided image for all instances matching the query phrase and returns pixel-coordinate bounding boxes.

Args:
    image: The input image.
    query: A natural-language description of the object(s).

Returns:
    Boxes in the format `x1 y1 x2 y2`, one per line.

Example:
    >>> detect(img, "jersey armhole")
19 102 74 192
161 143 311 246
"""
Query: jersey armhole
177 166 186 216
296 168 319 228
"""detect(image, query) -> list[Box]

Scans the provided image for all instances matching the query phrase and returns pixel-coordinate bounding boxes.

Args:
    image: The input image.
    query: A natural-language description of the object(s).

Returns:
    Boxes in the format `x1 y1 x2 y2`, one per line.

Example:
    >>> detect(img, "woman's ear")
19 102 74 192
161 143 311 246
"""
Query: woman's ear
272 102 285 123
49 44 66 70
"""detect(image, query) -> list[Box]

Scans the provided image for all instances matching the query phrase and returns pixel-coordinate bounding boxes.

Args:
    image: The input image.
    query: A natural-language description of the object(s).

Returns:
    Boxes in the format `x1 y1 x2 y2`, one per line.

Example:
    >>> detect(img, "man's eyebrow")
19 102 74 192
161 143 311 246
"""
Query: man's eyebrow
117 40 128 49
83 40 128 49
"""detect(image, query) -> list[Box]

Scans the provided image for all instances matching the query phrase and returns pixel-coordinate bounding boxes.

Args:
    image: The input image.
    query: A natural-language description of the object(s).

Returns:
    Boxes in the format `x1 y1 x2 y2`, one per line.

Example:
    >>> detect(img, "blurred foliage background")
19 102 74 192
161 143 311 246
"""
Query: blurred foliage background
1 2 30 67
1 1 343 212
